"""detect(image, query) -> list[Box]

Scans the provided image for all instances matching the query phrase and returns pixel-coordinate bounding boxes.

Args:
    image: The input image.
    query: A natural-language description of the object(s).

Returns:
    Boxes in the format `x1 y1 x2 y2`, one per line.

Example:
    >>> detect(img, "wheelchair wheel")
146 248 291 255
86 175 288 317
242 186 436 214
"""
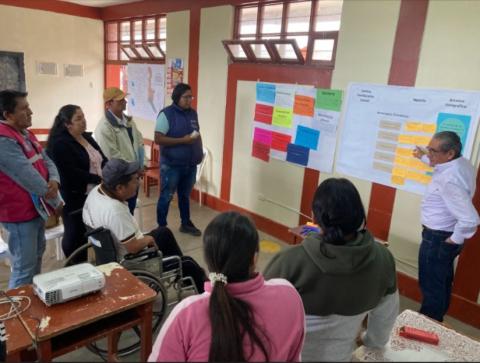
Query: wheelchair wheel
87 270 167 358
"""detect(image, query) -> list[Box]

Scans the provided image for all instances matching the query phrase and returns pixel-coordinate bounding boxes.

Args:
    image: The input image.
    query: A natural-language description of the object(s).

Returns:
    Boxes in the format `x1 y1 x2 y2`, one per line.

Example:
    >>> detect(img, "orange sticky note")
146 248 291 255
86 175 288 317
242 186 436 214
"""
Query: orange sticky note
398 135 416 144
293 95 315 117
391 175 405 185
405 122 423 132
422 124 436 133
394 155 410 167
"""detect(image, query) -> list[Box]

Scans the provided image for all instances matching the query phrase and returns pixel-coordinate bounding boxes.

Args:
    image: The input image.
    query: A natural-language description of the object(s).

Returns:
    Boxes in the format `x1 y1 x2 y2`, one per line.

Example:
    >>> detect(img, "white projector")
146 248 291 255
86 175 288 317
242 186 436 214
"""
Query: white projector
33 263 105 306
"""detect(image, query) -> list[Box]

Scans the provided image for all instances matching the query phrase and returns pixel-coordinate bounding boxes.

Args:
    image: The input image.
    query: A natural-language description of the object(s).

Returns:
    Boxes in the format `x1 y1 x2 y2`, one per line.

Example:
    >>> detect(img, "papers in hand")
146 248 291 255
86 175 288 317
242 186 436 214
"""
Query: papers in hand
31 192 64 221
190 130 200 139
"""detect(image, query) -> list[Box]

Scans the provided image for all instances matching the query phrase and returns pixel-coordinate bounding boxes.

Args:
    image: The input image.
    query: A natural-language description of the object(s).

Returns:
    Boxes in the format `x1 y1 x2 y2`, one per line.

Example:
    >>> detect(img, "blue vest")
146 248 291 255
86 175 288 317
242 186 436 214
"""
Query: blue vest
160 104 203 166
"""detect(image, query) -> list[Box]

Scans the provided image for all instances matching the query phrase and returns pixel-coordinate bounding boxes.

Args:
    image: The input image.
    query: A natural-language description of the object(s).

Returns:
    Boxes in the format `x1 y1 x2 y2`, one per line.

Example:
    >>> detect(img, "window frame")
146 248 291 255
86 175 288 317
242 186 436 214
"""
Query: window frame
228 0 341 67
105 15 166 65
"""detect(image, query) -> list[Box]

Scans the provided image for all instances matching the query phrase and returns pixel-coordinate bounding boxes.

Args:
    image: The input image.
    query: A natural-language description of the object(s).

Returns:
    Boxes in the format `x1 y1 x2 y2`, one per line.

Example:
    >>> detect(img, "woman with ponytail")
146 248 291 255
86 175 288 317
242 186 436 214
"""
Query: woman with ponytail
264 178 399 361
149 211 305 362
47 105 107 261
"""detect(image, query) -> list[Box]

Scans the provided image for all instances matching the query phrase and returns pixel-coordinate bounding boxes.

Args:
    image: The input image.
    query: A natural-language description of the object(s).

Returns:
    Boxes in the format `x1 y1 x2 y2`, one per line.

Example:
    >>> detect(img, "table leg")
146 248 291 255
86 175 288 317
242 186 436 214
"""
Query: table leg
107 331 120 362
36 340 52 362
138 302 153 361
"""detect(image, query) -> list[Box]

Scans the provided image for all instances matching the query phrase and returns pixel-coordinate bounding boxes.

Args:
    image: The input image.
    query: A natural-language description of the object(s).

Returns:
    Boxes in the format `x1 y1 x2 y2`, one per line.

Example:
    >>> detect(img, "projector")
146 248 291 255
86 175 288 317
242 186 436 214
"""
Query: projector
33 263 105 306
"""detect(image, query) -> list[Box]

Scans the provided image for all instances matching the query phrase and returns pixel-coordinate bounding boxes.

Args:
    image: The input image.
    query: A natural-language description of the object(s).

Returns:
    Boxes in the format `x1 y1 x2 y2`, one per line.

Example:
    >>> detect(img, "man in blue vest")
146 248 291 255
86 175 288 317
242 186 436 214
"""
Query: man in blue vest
154 83 203 236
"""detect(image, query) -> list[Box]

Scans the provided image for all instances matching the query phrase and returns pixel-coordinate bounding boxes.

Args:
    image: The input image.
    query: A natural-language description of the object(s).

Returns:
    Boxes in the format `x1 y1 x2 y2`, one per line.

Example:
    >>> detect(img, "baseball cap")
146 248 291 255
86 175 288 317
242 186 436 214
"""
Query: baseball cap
102 159 140 188
103 87 128 103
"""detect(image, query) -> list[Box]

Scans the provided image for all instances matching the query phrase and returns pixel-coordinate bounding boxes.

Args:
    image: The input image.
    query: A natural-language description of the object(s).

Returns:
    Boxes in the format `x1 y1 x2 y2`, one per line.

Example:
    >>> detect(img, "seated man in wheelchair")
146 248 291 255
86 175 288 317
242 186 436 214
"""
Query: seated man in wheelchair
82 158 206 293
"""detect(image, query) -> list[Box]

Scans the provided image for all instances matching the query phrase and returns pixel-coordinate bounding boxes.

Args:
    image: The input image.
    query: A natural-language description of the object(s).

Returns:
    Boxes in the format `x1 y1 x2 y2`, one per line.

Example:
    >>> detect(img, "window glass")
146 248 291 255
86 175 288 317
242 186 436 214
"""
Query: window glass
239 7 258 35
287 1 312 33
120 21 130 42
316 0 343 31
312 38 335 61
262 4 283 34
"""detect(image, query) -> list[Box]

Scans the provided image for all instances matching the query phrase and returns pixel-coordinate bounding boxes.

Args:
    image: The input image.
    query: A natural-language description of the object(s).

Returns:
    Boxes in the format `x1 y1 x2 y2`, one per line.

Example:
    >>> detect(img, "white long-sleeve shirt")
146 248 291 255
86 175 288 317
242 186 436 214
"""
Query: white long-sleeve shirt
421 155 480 244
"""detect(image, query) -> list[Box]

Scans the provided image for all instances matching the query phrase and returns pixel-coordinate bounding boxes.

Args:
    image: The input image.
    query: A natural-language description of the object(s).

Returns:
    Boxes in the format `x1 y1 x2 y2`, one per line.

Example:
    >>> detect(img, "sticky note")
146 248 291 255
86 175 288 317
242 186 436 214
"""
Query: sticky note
253 127 272 145
315 89 342 112
373 161 393 174
271 132 291 151
252 141 270 162
286 143 309 166
254 103 274 124
256 83 276 104
392 167 407 177
391 175 405 185
420 175 432 184
272 107 293 128
295 125 320 150
406 170 423 182
414 135 431 146
293 95 315 117
422 123 436 133
398 135 416 144
379 120 402 131
405 122 423 132
395 147 414 157
378 131 399 142
394 155 410 167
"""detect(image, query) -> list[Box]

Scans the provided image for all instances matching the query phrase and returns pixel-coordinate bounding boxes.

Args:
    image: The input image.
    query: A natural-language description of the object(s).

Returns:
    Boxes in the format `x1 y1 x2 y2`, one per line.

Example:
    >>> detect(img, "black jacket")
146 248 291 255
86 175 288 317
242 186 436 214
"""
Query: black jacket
49 130 108 210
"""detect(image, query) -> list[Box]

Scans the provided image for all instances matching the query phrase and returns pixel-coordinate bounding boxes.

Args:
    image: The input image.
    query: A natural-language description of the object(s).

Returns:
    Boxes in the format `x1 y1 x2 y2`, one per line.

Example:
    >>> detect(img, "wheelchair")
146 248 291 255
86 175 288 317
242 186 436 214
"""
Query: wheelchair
63 225 197 358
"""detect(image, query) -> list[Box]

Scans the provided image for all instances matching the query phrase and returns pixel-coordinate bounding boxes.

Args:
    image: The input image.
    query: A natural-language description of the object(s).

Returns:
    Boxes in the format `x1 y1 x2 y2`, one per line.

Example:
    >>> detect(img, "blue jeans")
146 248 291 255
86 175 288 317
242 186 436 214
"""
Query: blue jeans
418 227 463 322
157 164 197 227
2 217 46 288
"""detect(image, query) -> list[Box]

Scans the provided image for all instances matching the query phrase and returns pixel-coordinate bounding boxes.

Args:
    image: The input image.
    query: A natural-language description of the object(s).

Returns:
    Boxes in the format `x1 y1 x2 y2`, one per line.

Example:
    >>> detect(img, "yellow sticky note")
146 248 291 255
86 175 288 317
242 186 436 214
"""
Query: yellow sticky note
415 135 431 146
395 147 413 157
392 167 407 177
398 135 416 144
394 155 410 167
422 124 436 133
391 175 405 185
406 170 422 181
420 175 432 184
405 122 423 132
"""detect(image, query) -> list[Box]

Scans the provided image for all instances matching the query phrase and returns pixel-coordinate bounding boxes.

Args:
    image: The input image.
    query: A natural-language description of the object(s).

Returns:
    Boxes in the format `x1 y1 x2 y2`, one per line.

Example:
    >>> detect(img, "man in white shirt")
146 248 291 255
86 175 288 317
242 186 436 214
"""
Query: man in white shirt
83 158 206 292
413 131 479 322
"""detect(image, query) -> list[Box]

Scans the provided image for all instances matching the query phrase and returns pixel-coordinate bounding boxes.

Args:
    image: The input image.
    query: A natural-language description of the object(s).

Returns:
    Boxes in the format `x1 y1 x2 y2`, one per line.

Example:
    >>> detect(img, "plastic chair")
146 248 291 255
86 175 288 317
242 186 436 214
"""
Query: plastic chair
195 147 209 207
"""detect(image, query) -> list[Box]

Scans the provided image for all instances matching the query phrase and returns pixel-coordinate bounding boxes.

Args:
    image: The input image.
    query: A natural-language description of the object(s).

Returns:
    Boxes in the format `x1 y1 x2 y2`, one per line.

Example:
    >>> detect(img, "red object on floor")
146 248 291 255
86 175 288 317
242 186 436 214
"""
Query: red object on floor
399 326 439 345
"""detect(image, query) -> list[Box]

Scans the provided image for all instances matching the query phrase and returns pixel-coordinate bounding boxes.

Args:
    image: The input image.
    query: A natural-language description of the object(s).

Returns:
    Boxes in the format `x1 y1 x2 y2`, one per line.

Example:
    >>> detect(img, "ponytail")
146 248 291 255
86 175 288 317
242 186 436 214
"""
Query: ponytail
208 282 269 361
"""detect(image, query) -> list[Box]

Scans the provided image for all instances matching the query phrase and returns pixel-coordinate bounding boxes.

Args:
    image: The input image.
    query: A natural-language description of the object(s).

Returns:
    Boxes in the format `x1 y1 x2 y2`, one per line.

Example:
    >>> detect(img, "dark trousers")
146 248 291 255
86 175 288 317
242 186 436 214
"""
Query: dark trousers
61 195 88 263
418 227 463 322
147 226 206 293
157 164 197 227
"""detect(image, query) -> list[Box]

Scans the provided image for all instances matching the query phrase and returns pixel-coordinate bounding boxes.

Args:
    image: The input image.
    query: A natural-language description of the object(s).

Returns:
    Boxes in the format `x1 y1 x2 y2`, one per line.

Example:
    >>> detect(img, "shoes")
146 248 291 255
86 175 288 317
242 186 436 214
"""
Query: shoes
179 221 202 236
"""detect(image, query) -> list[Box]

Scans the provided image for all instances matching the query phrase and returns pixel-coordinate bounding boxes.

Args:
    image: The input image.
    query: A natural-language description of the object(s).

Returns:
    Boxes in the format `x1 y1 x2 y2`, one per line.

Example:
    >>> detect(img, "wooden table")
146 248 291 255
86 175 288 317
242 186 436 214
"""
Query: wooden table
4 262 156 362
353 309 480 361
288 225 389 246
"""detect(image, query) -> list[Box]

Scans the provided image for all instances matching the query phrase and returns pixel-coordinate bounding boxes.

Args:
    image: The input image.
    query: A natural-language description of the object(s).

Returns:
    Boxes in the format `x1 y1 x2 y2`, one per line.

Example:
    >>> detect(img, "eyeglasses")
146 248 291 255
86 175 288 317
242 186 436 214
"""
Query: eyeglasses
181 95 194 100
426 146 446 154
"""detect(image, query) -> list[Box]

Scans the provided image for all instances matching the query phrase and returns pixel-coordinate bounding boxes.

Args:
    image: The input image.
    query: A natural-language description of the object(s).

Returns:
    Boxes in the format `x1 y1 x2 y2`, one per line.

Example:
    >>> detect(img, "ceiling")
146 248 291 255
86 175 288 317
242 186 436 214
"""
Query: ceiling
60 0 143 8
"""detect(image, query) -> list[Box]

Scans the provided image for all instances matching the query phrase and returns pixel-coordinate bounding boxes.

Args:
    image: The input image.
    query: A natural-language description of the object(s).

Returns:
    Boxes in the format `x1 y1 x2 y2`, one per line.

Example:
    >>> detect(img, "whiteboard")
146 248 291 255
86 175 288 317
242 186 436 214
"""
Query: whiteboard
127 63 165 121
336 82 480 195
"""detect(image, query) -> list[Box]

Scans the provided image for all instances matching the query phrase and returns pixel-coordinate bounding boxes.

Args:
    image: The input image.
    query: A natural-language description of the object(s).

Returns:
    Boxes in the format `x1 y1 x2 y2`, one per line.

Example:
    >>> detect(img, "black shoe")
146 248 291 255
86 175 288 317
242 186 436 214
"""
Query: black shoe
179 222 202 236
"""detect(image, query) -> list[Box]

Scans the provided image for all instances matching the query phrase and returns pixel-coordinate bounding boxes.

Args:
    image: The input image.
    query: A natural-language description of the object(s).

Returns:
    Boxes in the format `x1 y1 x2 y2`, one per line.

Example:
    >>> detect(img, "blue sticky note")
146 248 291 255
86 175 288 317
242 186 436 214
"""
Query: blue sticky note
295 125 320 150
256 83 276 104
436 113 470 153
286 143 309 166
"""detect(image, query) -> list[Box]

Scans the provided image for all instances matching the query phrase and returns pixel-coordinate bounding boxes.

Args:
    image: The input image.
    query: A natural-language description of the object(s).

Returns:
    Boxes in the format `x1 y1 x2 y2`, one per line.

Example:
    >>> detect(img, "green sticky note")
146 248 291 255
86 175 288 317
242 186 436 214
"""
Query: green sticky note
315 89 343 112
272 107 293 128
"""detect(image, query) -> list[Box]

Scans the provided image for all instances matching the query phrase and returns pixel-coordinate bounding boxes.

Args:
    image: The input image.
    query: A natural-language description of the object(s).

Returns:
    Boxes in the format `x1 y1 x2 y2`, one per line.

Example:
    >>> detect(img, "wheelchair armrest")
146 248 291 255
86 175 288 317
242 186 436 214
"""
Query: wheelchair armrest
123 247 161 261
84 226 107 237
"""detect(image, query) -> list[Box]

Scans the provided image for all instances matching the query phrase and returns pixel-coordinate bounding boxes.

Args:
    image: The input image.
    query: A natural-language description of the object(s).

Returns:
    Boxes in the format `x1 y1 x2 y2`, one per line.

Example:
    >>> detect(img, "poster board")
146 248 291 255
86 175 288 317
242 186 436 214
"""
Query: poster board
127 63 165 121
252 82 343 173
336 82 480 195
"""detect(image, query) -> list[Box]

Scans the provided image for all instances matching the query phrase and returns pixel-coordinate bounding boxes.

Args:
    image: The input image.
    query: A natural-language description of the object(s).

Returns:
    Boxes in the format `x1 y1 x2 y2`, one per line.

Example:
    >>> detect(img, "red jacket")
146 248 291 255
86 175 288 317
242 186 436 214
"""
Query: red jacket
0 123 49 222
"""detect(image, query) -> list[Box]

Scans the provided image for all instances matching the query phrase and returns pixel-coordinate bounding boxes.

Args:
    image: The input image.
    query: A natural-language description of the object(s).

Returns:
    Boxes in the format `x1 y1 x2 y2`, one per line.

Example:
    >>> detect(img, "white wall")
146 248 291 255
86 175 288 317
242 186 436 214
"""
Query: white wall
197 5 233 197
0 5 104 131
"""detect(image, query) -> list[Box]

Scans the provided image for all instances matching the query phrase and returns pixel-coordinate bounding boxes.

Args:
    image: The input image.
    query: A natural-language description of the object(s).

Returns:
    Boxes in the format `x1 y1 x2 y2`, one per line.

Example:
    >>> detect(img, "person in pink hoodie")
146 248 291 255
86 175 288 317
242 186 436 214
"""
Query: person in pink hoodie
149 211 305 362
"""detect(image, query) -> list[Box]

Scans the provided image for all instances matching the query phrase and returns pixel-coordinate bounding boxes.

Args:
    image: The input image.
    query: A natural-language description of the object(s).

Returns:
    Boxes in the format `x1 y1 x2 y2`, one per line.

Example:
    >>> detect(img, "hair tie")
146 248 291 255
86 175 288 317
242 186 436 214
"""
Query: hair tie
209 272 228 286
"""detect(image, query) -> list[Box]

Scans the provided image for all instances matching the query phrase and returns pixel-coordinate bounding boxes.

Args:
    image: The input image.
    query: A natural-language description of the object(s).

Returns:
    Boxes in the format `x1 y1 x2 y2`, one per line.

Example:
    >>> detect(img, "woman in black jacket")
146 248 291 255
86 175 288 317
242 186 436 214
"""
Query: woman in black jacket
47 105 108 261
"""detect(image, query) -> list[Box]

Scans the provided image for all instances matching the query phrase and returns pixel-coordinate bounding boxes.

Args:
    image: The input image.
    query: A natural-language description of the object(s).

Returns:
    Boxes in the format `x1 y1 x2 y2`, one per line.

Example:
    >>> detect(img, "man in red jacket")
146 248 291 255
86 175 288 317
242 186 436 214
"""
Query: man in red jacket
0 90 62 288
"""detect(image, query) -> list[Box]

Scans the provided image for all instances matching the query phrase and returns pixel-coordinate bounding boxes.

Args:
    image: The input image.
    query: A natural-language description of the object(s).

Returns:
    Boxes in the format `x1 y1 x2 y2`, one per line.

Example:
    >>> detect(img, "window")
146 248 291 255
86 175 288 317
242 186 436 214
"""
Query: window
105 15 166 64
224 0 343 66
